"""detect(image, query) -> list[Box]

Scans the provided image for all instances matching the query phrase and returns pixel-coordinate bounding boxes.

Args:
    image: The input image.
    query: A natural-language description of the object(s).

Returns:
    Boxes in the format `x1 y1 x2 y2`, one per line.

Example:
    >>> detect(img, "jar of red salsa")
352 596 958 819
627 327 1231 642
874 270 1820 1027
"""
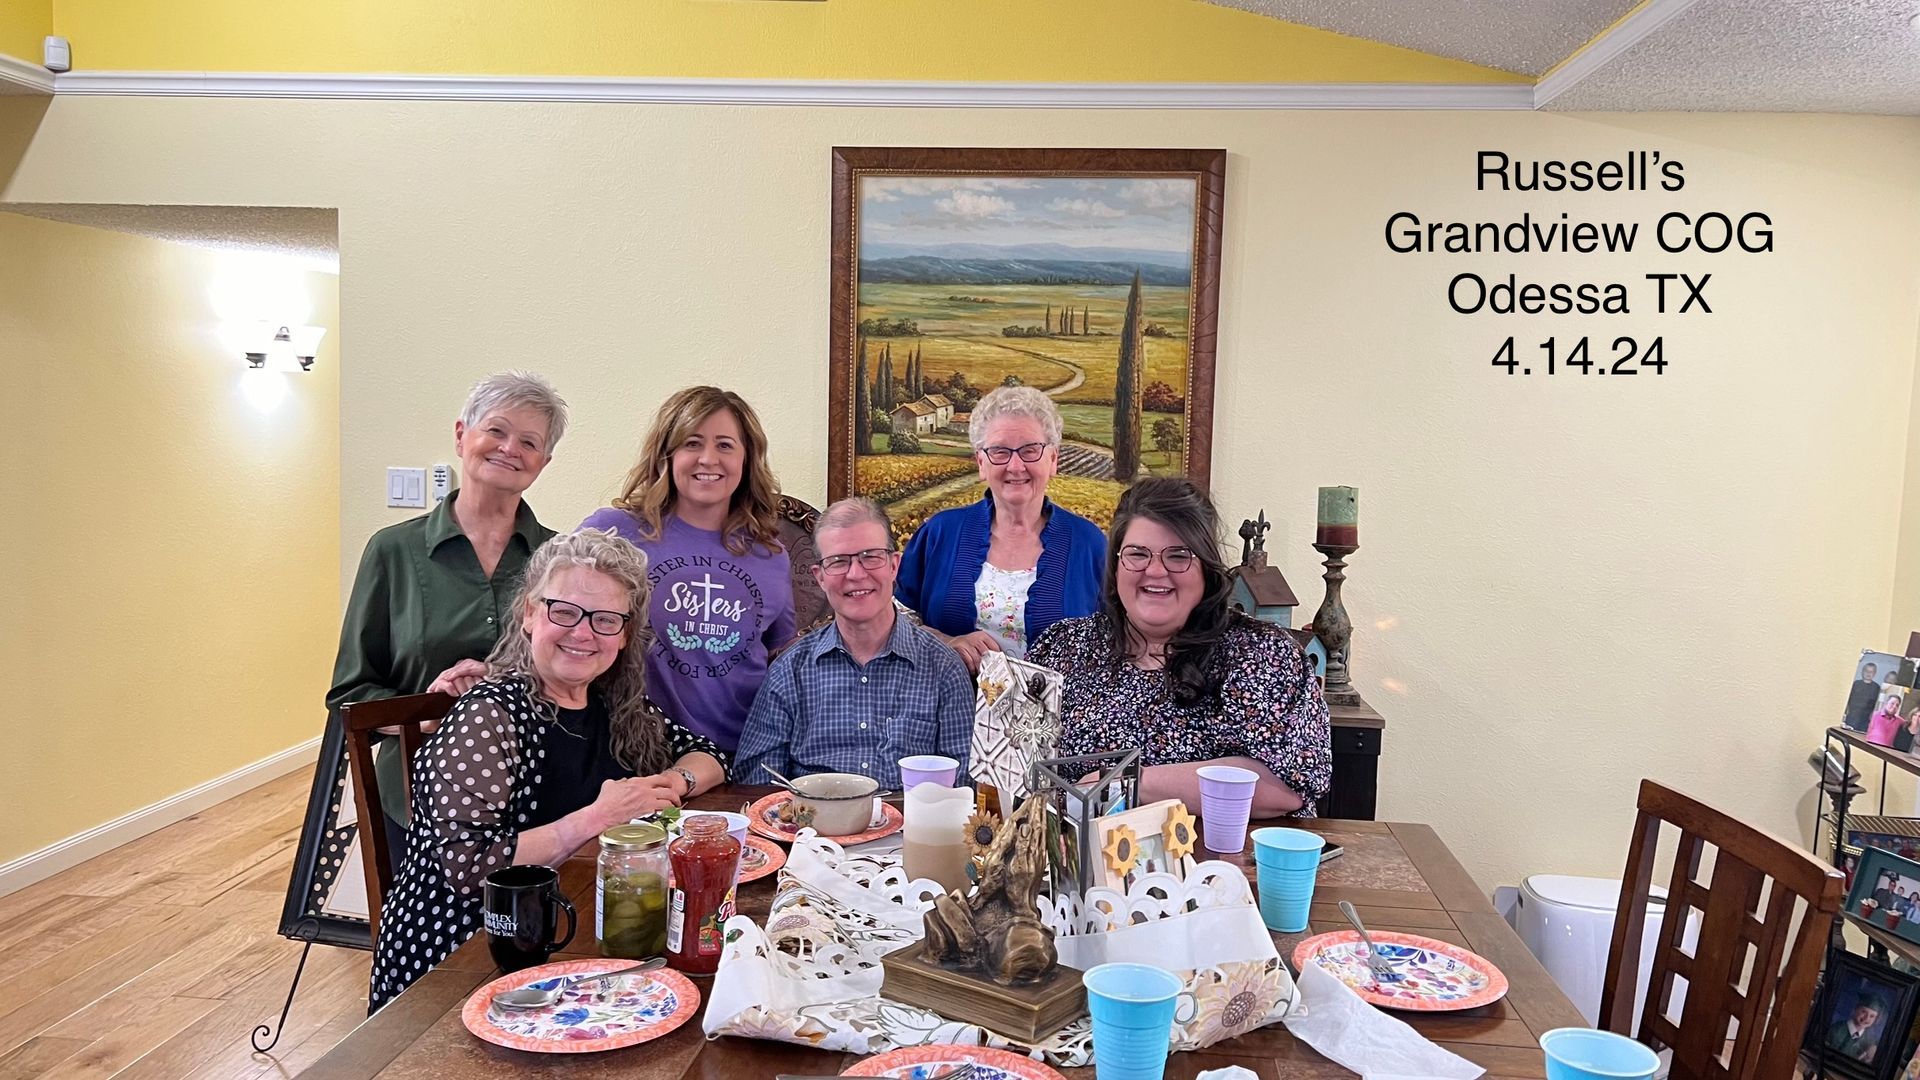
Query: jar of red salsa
666 814 741 974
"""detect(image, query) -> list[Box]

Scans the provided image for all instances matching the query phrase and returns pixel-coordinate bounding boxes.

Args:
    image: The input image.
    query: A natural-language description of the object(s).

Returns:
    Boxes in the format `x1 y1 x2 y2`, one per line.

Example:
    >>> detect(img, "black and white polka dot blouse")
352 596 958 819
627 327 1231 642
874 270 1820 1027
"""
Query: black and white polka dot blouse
368 677 725 1009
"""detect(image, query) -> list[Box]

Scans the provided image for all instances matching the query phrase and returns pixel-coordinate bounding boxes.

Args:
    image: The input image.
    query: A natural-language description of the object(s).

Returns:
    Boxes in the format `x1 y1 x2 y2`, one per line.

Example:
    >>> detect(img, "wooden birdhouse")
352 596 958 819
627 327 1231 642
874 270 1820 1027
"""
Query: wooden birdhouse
1229 510 1299 627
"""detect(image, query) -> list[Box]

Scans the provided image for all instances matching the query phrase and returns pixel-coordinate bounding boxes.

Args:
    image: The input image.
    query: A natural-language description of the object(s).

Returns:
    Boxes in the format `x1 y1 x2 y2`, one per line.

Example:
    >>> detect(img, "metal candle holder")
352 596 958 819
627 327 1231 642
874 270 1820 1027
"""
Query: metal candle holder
1310 540 1361 707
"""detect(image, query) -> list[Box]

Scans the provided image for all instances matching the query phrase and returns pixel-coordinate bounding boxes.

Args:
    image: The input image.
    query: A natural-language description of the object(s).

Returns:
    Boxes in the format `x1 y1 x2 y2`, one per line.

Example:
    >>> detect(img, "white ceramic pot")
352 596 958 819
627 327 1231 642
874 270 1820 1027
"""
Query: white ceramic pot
789 773 880 836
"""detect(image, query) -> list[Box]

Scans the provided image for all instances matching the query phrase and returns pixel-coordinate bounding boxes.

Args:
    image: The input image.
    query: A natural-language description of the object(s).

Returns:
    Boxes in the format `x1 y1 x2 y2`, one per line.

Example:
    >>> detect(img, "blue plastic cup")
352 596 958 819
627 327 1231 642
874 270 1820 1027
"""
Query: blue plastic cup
1540 1028 1660 1080
1082 963 1183 1080
1250 827 1321 932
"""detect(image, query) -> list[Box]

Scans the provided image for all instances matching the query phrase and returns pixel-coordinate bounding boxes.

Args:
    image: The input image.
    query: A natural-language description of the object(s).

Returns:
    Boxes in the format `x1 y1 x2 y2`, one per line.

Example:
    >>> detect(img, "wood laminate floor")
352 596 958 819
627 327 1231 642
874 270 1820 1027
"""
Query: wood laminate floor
0 767 372 1079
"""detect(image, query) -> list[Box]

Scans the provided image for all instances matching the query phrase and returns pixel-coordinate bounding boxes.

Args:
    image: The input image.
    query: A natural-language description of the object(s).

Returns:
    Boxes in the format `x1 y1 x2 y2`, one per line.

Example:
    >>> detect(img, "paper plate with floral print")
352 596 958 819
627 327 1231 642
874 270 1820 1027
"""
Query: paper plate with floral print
669 835 786 887
747 792 904 846
461 958 700 1053
843 1044 1066 1080
1292 931 1508 1011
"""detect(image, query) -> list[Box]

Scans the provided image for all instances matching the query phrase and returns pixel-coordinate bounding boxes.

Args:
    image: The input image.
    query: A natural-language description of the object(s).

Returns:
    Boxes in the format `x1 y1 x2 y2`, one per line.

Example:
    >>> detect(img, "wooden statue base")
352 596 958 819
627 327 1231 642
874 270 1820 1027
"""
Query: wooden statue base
880 942 1087 1043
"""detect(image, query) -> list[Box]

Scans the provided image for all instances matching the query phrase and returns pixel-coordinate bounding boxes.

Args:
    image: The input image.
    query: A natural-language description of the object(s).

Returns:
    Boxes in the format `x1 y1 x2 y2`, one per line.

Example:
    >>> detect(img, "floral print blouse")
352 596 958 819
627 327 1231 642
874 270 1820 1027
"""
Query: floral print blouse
973 562 1037 659
368 677 725 1009
1027 611 1332 815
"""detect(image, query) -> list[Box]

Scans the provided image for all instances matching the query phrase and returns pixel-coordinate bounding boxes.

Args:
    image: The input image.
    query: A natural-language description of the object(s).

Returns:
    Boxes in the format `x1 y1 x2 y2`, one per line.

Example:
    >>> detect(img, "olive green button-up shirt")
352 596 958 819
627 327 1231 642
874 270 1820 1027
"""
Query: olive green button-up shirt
326 489 556 824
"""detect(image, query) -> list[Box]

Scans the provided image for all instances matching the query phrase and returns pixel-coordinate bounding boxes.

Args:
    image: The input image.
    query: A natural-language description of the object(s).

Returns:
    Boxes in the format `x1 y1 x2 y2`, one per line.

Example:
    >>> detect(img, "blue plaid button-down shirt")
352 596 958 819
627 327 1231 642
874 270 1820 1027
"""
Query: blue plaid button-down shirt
734 614 975 789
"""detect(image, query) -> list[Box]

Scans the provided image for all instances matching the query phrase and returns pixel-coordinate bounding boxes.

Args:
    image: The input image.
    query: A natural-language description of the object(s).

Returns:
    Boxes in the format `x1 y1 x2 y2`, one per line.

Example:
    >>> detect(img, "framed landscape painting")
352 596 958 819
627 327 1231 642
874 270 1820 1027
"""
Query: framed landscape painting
828 147 1225 544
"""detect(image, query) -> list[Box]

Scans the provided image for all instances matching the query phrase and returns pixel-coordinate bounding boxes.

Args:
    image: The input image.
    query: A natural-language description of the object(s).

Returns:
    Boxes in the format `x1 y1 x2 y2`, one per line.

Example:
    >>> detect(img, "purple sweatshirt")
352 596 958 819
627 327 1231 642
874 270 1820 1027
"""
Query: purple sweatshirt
578 508 795 751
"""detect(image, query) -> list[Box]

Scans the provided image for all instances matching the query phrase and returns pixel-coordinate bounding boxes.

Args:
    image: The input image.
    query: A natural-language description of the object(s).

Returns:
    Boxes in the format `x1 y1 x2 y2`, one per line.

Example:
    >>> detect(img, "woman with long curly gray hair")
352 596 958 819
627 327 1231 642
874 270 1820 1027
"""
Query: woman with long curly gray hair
370 530 729 1009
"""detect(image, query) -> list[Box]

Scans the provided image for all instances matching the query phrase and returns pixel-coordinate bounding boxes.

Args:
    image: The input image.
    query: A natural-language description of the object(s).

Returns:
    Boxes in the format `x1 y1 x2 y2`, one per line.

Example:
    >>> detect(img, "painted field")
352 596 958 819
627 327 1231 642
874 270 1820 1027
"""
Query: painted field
853 454 979 504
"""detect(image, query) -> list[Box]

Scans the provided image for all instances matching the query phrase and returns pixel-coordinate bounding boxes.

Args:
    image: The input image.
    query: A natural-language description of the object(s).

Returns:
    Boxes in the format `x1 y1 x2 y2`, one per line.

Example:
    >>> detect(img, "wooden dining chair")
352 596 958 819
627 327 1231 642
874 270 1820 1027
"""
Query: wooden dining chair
341 691 455 944
1599 779 1844 1080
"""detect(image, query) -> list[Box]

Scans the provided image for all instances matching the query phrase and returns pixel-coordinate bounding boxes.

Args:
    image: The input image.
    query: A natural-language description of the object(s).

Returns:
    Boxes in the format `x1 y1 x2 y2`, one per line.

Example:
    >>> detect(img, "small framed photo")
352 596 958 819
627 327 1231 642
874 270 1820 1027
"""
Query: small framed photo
1851 818 1920 865
1850 650 1919 734
1865 686 1920 751
1848 849 1920 949
1091 798 1194 891
1807 950 1920 1079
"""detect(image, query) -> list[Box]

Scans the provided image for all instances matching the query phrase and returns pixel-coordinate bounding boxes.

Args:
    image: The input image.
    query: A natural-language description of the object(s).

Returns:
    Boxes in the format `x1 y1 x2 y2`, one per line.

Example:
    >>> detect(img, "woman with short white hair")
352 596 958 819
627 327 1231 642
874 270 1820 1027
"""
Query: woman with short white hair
896 385 1106 672
327 371 568 855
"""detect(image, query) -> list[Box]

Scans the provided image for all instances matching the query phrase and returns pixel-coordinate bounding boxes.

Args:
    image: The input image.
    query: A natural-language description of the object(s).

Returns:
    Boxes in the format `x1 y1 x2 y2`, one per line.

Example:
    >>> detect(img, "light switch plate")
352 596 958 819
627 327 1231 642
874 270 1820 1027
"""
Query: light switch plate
387 467 427 508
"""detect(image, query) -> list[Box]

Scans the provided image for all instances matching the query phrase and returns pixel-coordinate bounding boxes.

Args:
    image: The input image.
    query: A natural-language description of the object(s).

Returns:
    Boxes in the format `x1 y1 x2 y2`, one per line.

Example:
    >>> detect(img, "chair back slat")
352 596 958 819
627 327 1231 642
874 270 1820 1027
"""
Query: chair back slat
1600 779 1843 1080
340 692 455 946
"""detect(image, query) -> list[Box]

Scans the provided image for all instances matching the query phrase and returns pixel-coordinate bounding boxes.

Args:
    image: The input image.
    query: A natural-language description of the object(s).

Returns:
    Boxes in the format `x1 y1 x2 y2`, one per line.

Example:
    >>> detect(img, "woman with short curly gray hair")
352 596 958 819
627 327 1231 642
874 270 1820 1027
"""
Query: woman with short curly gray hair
327 370 568 859
897 385 1106 672
370 530 727 1009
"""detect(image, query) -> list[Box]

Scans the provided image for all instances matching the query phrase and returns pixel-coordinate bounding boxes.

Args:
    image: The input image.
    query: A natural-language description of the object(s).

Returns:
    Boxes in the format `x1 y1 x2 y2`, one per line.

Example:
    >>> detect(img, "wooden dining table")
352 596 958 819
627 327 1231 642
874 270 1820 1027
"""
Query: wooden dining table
303 785 1586 1079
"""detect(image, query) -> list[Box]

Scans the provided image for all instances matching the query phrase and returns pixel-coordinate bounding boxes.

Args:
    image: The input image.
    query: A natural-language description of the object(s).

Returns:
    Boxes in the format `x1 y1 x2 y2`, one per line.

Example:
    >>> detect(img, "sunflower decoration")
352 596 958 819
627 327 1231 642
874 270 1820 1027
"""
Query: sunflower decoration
981 677 1009 706
964 809 1003 855
1161 804 1198 863
1102 825 1140 879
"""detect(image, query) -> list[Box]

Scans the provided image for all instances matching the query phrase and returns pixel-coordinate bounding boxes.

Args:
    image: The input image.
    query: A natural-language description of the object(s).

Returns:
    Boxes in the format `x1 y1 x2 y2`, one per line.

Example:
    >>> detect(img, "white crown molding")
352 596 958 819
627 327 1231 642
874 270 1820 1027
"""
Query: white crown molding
0 52 55 96
51 71 1537 109
0 736 320 898
1533 0 1704 109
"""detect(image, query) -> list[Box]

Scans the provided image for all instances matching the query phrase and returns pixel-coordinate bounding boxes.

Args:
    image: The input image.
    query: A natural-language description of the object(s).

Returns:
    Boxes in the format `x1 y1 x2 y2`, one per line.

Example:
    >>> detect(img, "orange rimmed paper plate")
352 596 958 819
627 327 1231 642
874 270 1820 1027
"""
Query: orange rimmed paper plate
461 958 700 1053
1293 930 1508 1011
747 792 904 846
844 1044 1065 1079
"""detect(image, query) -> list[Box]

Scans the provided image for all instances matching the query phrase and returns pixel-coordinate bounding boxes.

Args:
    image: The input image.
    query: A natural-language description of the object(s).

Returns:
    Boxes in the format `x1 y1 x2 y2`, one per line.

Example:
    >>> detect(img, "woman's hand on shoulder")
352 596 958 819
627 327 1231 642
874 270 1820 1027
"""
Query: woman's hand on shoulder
947 631 1003 673
591 775 684 825
427 659 489 700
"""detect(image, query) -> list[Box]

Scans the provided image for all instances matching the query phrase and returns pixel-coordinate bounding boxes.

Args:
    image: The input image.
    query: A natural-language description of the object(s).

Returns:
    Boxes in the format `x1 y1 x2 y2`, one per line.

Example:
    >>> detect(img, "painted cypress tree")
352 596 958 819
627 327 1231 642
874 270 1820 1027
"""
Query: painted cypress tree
854 341 873 454
1044 304 1052 336
1113 270 1145 479
878 344 895 412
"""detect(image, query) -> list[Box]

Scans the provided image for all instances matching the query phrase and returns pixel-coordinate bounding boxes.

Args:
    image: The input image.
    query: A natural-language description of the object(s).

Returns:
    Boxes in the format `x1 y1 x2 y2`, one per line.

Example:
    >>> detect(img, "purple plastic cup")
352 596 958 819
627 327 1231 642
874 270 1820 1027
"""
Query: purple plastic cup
1196 765 1259 853
898 754 959 790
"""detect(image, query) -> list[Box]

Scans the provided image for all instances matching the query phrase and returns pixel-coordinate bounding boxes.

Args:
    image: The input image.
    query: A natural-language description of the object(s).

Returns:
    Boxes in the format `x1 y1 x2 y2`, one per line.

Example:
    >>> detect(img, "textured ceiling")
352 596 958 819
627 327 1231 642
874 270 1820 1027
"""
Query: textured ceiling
1199 0 1640 77
1543 0 1920 113
1201 0 1920 114
0 204 338 271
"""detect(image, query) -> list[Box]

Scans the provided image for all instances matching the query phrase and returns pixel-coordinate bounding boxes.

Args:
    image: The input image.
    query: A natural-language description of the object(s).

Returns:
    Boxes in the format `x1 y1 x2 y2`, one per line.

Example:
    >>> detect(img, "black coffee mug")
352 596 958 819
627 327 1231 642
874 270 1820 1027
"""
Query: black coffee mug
483 865 577 972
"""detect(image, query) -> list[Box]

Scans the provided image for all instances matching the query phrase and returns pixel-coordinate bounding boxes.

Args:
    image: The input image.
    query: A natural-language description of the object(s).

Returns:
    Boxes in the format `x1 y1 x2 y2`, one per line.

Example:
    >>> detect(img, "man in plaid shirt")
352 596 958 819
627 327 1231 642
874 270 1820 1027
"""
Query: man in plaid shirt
735 498 974 789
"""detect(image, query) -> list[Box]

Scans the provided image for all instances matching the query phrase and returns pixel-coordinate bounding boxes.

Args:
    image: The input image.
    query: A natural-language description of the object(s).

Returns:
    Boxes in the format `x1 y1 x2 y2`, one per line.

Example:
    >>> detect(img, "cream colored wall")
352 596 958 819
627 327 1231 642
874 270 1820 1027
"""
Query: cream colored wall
5 97 1917 890
0 210 340 863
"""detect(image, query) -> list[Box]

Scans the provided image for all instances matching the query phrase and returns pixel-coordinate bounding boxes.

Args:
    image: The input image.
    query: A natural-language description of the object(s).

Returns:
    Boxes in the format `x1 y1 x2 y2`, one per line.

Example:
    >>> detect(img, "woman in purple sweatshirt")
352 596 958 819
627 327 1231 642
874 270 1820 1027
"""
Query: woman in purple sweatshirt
579 387 794 751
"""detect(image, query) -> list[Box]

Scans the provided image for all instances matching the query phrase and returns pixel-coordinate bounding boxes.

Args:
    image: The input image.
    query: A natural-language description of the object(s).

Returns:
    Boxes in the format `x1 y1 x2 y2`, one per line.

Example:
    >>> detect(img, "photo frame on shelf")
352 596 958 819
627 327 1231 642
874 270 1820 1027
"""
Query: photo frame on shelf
1805 949 1920 1080
1847 848 1920 949
1852 818 1920 865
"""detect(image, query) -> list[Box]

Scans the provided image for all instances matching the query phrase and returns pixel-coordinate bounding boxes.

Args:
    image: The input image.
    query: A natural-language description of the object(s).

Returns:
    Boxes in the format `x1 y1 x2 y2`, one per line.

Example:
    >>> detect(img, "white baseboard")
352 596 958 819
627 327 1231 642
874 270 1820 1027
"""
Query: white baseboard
0 736 321 898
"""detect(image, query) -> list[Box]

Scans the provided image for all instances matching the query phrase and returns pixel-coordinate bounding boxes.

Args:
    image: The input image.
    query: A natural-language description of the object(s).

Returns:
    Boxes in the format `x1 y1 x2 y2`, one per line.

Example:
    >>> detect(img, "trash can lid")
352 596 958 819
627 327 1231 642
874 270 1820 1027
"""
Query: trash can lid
1523 874 1667 913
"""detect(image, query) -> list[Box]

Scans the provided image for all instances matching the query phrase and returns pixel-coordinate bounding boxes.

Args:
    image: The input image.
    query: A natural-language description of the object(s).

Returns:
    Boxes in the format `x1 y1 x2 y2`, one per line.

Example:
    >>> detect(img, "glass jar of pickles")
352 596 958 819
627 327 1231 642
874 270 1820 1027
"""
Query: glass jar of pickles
596 823 670 959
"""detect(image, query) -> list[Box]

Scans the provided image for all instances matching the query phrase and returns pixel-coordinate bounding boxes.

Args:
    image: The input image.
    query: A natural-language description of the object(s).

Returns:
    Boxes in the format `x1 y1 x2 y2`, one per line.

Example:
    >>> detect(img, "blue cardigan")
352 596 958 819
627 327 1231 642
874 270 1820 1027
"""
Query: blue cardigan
896 495 1107 647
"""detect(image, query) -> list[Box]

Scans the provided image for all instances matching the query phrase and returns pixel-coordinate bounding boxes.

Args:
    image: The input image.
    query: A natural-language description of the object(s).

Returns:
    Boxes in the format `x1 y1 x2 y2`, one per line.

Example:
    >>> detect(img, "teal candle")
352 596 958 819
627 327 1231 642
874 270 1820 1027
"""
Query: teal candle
1315 486 1358 546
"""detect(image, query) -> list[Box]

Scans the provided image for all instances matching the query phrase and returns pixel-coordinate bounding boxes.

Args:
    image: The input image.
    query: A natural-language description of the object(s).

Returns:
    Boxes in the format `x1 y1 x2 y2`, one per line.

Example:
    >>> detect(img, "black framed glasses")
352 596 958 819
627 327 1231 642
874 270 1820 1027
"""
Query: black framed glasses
979 441 1049 465
541 598 632 635
816 548 893 575
1117 545 1198 574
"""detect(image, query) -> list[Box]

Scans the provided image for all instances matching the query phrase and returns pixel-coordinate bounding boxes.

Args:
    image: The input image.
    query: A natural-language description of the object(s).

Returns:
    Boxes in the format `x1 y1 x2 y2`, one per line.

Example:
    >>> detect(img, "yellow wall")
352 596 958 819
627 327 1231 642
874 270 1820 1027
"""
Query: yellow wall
0 0 50 63
6 96 1915 889
0 210 340 863
47 0 1525 83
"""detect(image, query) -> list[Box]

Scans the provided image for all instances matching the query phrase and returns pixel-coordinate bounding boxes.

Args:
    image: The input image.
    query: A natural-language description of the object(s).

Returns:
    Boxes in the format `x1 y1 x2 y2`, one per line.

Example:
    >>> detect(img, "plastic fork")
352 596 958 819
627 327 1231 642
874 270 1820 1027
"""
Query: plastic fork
1338 900 1402 984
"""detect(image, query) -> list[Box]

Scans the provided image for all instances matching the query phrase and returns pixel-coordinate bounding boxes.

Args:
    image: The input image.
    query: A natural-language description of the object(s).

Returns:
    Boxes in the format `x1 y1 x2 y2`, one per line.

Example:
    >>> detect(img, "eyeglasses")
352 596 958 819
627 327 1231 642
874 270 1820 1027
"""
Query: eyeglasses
541 598 632 635
816 548 893 575
1117 545 1198 574
979 442 1049 465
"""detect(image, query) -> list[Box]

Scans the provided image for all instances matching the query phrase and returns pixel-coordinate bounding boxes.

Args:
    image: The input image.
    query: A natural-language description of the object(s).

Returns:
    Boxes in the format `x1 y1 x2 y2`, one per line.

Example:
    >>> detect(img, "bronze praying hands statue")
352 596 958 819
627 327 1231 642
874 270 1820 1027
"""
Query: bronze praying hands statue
921 794 1057 986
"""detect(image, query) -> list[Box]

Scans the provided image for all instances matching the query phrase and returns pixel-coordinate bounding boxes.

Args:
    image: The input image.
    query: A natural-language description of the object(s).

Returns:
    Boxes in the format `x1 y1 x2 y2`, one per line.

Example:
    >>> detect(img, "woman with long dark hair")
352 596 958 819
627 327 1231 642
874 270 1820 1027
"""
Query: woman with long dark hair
1028 477 1331 815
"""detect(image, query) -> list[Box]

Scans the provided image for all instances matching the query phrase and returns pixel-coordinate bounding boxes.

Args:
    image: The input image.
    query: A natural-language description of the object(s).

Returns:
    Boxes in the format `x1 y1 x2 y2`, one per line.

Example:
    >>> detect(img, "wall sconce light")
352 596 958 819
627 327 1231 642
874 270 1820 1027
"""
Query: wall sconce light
243 322 327 372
